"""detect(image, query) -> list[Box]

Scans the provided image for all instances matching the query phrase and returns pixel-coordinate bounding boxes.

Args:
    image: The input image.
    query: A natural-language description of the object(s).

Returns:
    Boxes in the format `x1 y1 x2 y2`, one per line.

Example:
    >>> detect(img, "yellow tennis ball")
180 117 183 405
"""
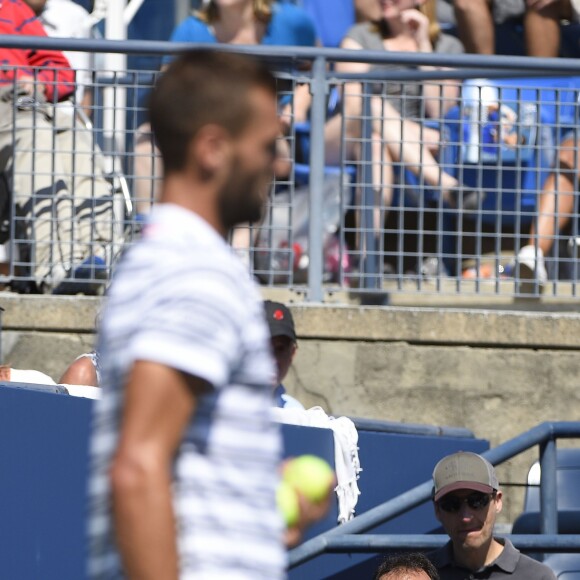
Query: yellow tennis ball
277 480 300 527
283 455 334 503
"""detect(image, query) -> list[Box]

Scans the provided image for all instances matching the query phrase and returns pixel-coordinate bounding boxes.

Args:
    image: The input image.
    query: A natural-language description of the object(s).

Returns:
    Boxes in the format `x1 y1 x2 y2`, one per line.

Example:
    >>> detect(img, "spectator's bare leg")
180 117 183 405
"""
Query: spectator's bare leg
365 132 393 234
375 105 459 200
524 1 562 57
454 0 495 54
528 138 578 255
134 123 163 216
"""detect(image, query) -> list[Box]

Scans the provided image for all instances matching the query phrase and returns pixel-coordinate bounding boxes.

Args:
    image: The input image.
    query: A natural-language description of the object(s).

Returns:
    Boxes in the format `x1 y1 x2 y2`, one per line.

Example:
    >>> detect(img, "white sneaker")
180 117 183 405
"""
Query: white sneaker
516 244 547 294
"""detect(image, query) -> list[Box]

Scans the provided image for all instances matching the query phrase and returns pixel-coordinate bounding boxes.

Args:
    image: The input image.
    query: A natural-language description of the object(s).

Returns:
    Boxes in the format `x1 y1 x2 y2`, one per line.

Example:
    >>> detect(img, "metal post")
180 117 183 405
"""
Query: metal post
0 306 4 365
359 83 388 305
306 56 327 303
539 437 558 535
103 0 127 156
175 0 192 24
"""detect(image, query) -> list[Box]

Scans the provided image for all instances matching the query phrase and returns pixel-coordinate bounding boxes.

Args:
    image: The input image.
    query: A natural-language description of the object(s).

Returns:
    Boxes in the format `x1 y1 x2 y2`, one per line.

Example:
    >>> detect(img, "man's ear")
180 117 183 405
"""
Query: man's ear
290 342 297 362
190 124 231 178
494 490 503 514
433 501 442 523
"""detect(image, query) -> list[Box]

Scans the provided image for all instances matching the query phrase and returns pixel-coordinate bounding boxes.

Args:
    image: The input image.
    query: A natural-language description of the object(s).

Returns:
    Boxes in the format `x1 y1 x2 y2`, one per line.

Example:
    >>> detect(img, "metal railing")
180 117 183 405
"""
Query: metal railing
1 37 580 302
289 421 580 567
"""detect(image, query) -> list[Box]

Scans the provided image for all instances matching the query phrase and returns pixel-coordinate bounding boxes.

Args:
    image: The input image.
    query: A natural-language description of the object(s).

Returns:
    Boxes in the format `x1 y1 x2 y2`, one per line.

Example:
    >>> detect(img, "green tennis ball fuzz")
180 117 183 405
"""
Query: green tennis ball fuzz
277 480 300 527
283 455 334 503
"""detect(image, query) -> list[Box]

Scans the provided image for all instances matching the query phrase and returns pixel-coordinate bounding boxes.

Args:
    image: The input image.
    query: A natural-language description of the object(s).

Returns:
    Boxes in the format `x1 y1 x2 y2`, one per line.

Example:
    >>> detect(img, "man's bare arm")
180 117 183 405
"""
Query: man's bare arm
110 360 207 579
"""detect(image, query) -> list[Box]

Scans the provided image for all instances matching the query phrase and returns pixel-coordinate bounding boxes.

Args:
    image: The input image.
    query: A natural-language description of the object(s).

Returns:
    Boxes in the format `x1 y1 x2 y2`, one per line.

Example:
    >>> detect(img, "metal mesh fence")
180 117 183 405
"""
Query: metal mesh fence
1 40 580 303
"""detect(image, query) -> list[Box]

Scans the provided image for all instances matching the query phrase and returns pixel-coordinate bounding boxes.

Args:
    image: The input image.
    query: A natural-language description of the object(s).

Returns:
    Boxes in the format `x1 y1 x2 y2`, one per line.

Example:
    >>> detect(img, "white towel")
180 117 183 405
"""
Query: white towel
272 406 362 524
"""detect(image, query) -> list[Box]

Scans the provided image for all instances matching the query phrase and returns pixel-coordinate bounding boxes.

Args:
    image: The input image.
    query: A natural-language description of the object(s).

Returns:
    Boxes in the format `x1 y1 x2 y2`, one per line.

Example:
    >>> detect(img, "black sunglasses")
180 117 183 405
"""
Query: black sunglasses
437 491 495 513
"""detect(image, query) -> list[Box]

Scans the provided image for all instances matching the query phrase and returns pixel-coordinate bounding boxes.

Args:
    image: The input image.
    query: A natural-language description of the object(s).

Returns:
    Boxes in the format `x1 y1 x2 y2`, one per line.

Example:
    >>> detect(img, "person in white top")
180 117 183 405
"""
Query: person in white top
87 50 331 580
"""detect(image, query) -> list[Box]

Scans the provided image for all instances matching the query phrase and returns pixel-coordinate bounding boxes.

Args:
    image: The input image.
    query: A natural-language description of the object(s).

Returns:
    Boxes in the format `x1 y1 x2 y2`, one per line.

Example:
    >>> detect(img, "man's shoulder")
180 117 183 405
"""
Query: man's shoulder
515 551 557 579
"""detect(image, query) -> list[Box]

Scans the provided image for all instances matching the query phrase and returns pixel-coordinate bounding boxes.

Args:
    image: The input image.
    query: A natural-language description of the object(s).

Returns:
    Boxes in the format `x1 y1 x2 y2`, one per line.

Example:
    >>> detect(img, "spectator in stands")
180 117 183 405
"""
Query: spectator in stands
374 552 440 580
429 451 556 580
454 0 575 58
509 135 579 293
59 351 100 387
264 300 304 409
0 0 120 294
133 0 317 218
327 0 484 221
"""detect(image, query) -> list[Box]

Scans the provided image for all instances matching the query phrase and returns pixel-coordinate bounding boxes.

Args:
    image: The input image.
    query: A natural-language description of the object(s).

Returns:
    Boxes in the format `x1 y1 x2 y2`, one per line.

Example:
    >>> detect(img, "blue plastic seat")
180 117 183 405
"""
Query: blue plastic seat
511 451 580 575
512 510 580 534
542 554 580 579
523 449 580 512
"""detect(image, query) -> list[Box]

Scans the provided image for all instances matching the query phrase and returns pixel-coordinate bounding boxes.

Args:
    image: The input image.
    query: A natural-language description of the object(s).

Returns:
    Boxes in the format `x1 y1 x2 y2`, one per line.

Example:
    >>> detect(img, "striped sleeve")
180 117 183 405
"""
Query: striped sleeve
129 270 244 389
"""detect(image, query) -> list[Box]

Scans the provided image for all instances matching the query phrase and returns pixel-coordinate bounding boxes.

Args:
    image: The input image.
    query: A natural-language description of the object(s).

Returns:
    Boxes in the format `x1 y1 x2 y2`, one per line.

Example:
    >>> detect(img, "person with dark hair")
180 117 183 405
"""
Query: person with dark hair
264 300 304 409
429 452 556 579
133 0 317 218
87 50 331 580
374 552 440 580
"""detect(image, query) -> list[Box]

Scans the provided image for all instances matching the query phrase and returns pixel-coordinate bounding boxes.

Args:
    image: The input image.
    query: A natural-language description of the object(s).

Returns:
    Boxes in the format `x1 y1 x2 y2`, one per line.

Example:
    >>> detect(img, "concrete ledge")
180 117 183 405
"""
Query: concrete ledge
0 294 100 332
291 305 580 349
1 293 580 349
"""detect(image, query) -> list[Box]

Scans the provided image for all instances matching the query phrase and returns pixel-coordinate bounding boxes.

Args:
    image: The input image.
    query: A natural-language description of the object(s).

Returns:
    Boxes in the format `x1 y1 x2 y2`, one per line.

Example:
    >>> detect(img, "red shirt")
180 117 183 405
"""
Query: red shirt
0 0 75 102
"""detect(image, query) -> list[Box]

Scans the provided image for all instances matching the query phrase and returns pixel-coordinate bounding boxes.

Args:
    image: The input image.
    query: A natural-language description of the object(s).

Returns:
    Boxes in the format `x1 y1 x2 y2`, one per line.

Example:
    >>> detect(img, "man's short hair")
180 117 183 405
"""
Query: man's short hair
374 552 440 580
149 49 277 174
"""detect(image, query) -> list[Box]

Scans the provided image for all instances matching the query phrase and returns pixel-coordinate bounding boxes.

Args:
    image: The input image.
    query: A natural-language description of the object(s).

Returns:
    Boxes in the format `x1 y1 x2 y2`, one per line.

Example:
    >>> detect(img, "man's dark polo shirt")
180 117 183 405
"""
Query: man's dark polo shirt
429 538 557 579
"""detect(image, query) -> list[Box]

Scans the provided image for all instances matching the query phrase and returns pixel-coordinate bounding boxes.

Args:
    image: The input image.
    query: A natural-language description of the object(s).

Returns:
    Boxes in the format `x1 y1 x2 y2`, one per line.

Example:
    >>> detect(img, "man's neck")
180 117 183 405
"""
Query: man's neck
452 537 504 571
160 173 227 238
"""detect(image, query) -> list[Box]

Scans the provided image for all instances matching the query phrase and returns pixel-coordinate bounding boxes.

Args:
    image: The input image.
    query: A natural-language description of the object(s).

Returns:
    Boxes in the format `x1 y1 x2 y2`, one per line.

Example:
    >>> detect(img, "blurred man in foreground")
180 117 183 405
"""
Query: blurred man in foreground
87 50 331 579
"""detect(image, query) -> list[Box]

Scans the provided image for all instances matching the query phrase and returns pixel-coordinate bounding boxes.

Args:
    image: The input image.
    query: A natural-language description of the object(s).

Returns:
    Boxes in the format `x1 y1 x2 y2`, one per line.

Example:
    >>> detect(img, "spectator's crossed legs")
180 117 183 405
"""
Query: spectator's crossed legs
0 95 122 293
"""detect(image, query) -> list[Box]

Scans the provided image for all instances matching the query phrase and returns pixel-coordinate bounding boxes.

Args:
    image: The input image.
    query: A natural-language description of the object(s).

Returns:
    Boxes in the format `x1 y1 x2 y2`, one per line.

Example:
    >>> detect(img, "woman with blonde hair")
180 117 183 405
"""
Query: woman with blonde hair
326 0 481 218
133 0 316 265
173 0 315 48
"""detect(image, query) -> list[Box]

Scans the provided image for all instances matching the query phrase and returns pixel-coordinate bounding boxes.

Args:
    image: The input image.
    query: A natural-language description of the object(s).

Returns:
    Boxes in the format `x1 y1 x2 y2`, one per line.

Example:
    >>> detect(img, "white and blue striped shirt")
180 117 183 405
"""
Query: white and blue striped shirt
87 204 285 579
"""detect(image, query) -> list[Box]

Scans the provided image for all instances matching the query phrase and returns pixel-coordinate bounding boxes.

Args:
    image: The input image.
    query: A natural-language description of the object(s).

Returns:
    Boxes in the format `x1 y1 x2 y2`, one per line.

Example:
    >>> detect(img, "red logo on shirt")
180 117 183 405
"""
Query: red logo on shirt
273 309 284 320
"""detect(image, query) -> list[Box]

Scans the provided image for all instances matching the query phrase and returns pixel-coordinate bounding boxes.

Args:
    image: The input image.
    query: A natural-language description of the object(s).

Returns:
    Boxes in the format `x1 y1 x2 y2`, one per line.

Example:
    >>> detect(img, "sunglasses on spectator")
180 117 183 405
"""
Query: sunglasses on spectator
437 491 496 513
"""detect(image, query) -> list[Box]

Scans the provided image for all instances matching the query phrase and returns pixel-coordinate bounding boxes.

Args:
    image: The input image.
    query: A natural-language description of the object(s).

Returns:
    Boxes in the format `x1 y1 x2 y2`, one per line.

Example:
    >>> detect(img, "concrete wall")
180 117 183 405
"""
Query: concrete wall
2 294 579 522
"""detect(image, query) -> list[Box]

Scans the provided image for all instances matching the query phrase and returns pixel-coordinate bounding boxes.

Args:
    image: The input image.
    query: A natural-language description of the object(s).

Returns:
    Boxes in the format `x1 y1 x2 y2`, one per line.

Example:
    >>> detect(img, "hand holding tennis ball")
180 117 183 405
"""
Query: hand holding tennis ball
278 455 336 546
277 480 300 527
283 455 335 503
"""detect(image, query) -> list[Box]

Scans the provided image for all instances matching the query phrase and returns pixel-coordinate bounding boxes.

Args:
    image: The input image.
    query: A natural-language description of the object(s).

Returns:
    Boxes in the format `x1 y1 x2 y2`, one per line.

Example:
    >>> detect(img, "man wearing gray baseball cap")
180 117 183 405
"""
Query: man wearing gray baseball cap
429 451 556 579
